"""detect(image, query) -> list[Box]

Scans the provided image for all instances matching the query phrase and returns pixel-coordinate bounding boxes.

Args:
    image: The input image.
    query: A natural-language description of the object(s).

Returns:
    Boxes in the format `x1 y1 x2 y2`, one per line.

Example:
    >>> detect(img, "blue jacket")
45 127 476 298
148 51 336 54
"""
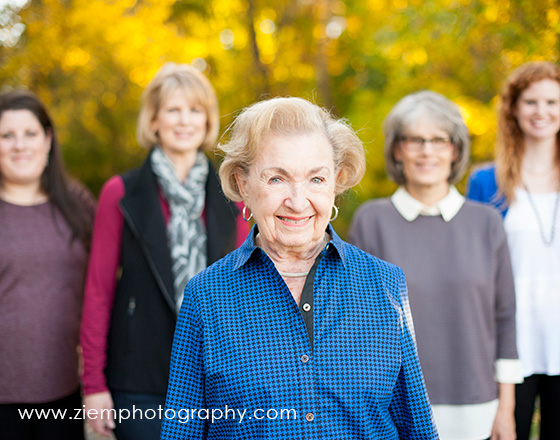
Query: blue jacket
466 163 509 217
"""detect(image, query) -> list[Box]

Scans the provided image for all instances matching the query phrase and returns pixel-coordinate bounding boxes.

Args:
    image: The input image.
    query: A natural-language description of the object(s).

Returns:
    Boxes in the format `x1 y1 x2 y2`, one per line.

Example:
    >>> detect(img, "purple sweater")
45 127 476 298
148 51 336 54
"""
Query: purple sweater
0 199 90 404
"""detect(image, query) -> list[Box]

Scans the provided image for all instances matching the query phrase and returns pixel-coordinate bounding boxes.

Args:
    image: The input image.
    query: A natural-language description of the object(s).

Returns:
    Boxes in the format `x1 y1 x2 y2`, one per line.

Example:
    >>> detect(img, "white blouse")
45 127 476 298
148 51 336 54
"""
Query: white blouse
504 189 560 377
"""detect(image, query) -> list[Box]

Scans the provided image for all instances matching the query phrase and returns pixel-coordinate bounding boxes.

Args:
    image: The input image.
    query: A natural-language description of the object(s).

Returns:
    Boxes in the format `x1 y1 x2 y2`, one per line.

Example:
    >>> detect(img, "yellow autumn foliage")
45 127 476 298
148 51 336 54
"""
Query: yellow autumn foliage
0 0 558 233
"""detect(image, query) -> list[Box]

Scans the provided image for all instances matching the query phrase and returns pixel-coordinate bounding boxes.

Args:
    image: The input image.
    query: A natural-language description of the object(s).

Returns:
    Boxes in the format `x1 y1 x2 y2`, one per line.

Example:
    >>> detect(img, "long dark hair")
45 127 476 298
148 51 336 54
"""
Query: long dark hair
0 90 93 246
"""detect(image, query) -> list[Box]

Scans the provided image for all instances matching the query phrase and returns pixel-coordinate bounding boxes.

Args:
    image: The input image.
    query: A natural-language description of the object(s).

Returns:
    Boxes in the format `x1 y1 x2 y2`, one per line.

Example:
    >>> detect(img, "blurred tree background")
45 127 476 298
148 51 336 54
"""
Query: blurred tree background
0 0 558 236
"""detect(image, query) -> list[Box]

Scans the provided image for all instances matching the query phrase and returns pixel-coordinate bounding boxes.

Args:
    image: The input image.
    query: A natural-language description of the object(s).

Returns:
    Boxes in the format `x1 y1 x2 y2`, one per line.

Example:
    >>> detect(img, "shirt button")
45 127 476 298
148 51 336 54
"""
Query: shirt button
301 355 309 363
302 303 311 312
305 412 314 422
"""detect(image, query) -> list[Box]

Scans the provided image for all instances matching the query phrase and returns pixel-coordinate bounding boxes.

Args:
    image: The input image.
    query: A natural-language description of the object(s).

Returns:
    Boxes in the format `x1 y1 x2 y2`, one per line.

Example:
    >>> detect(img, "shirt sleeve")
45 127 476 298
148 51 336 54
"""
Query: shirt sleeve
466 169 484 202
80 176 125 395
389 270 439 439
492 214 519 363
161 283 207 439
495 359 523 384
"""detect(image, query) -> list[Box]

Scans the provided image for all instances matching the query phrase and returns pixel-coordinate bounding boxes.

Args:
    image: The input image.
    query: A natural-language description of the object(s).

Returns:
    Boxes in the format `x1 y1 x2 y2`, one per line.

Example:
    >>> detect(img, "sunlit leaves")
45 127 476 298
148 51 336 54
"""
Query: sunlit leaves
0 0 558 231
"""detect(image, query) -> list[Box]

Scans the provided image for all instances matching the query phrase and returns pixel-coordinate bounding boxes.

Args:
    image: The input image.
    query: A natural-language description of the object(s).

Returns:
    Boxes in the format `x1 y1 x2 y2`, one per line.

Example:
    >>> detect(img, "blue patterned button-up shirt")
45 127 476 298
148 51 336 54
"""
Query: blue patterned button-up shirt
161 226 438 439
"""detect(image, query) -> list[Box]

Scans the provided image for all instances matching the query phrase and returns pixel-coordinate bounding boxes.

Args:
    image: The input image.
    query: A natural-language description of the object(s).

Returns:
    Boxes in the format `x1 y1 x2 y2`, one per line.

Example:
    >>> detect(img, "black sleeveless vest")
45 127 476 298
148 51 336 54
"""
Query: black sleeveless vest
105 154 238 394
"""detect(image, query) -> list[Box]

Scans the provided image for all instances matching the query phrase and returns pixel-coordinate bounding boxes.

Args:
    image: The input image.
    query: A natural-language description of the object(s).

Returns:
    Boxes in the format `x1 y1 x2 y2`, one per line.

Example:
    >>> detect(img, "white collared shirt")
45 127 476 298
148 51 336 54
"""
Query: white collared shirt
391 185 465 222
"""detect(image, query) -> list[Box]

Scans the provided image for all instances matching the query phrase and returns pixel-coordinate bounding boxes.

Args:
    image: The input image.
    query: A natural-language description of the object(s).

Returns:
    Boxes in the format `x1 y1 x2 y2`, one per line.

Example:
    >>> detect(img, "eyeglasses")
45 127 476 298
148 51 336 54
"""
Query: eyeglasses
399 136 452 152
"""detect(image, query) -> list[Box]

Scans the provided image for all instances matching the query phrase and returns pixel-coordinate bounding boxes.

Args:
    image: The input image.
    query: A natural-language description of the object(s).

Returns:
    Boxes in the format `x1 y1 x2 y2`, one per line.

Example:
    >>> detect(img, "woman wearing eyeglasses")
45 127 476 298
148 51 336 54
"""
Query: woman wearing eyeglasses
349 90 522 440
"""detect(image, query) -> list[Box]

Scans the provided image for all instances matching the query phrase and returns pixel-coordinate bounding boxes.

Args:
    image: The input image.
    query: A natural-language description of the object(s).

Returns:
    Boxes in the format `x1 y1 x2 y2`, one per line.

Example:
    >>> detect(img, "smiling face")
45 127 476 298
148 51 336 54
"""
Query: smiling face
515 78 560 143
394 117 457 200
0 109 51 189
236 132 337 256
151 88 208 158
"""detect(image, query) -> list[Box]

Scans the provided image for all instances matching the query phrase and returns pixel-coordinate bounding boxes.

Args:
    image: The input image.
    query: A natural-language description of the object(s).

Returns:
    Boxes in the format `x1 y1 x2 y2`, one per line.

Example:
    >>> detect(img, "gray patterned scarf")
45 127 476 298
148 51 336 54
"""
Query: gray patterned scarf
151 147 209 311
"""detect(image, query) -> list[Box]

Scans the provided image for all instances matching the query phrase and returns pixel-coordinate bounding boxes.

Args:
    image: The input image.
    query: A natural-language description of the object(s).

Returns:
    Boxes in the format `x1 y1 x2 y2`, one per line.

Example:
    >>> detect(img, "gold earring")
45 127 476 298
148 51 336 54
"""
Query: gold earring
330 205 339 222
242 205 253 222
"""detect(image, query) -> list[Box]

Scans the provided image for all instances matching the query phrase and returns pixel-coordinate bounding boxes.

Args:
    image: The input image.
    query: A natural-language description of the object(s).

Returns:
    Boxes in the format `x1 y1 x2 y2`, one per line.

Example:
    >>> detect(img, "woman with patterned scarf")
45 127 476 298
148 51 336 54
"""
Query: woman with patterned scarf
80 63 247 440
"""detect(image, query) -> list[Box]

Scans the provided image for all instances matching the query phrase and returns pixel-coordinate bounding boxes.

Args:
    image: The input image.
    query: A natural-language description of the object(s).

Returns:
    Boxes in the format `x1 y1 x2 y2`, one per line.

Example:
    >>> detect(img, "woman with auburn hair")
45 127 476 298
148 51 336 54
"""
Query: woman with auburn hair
0 90 94 439
80 62 247 440
468 61 560 440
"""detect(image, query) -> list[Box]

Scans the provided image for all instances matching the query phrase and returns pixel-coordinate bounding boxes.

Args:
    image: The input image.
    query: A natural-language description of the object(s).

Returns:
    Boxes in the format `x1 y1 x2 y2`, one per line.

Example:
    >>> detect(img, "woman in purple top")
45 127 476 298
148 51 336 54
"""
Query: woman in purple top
349 90 521 440
0 91 94 439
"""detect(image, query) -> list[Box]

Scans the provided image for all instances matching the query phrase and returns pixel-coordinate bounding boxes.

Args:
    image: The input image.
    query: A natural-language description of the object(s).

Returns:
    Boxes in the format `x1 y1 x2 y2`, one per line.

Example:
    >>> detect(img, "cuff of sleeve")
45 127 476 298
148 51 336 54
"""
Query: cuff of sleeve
83 383 110 396
494 358 524 384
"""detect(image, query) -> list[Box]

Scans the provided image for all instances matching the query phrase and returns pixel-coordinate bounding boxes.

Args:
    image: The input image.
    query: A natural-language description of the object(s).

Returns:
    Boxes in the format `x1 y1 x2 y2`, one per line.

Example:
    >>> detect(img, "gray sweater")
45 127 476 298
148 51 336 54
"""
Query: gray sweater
349 198 517 405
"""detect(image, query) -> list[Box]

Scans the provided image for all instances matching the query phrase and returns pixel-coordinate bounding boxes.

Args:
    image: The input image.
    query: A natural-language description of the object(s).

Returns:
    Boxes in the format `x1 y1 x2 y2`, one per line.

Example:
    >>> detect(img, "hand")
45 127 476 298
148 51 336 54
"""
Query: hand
84 391 116 437
490 406 516 440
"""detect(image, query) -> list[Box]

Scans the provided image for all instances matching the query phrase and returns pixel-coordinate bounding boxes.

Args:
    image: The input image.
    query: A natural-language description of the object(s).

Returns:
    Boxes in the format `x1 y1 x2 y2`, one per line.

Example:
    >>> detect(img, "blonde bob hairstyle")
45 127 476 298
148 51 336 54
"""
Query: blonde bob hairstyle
136 62 219 151
218 97 366 202
383 90 471 185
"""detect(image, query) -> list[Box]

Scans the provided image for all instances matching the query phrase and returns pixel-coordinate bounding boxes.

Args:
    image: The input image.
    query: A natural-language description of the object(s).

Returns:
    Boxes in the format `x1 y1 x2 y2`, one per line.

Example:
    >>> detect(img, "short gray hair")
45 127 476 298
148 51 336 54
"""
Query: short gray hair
218 97 366 201
383 90 470 184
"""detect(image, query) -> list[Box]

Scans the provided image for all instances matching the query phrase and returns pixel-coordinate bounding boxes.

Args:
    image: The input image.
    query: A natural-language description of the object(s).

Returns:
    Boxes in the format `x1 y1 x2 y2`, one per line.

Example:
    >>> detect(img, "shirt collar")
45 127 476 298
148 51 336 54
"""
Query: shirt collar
234 223 347 270
390 186 465 222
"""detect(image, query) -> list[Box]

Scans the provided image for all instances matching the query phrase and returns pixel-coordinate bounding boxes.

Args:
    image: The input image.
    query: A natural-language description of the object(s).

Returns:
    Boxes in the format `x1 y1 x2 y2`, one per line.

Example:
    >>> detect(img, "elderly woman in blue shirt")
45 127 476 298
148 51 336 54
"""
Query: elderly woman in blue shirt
160 97 438 439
